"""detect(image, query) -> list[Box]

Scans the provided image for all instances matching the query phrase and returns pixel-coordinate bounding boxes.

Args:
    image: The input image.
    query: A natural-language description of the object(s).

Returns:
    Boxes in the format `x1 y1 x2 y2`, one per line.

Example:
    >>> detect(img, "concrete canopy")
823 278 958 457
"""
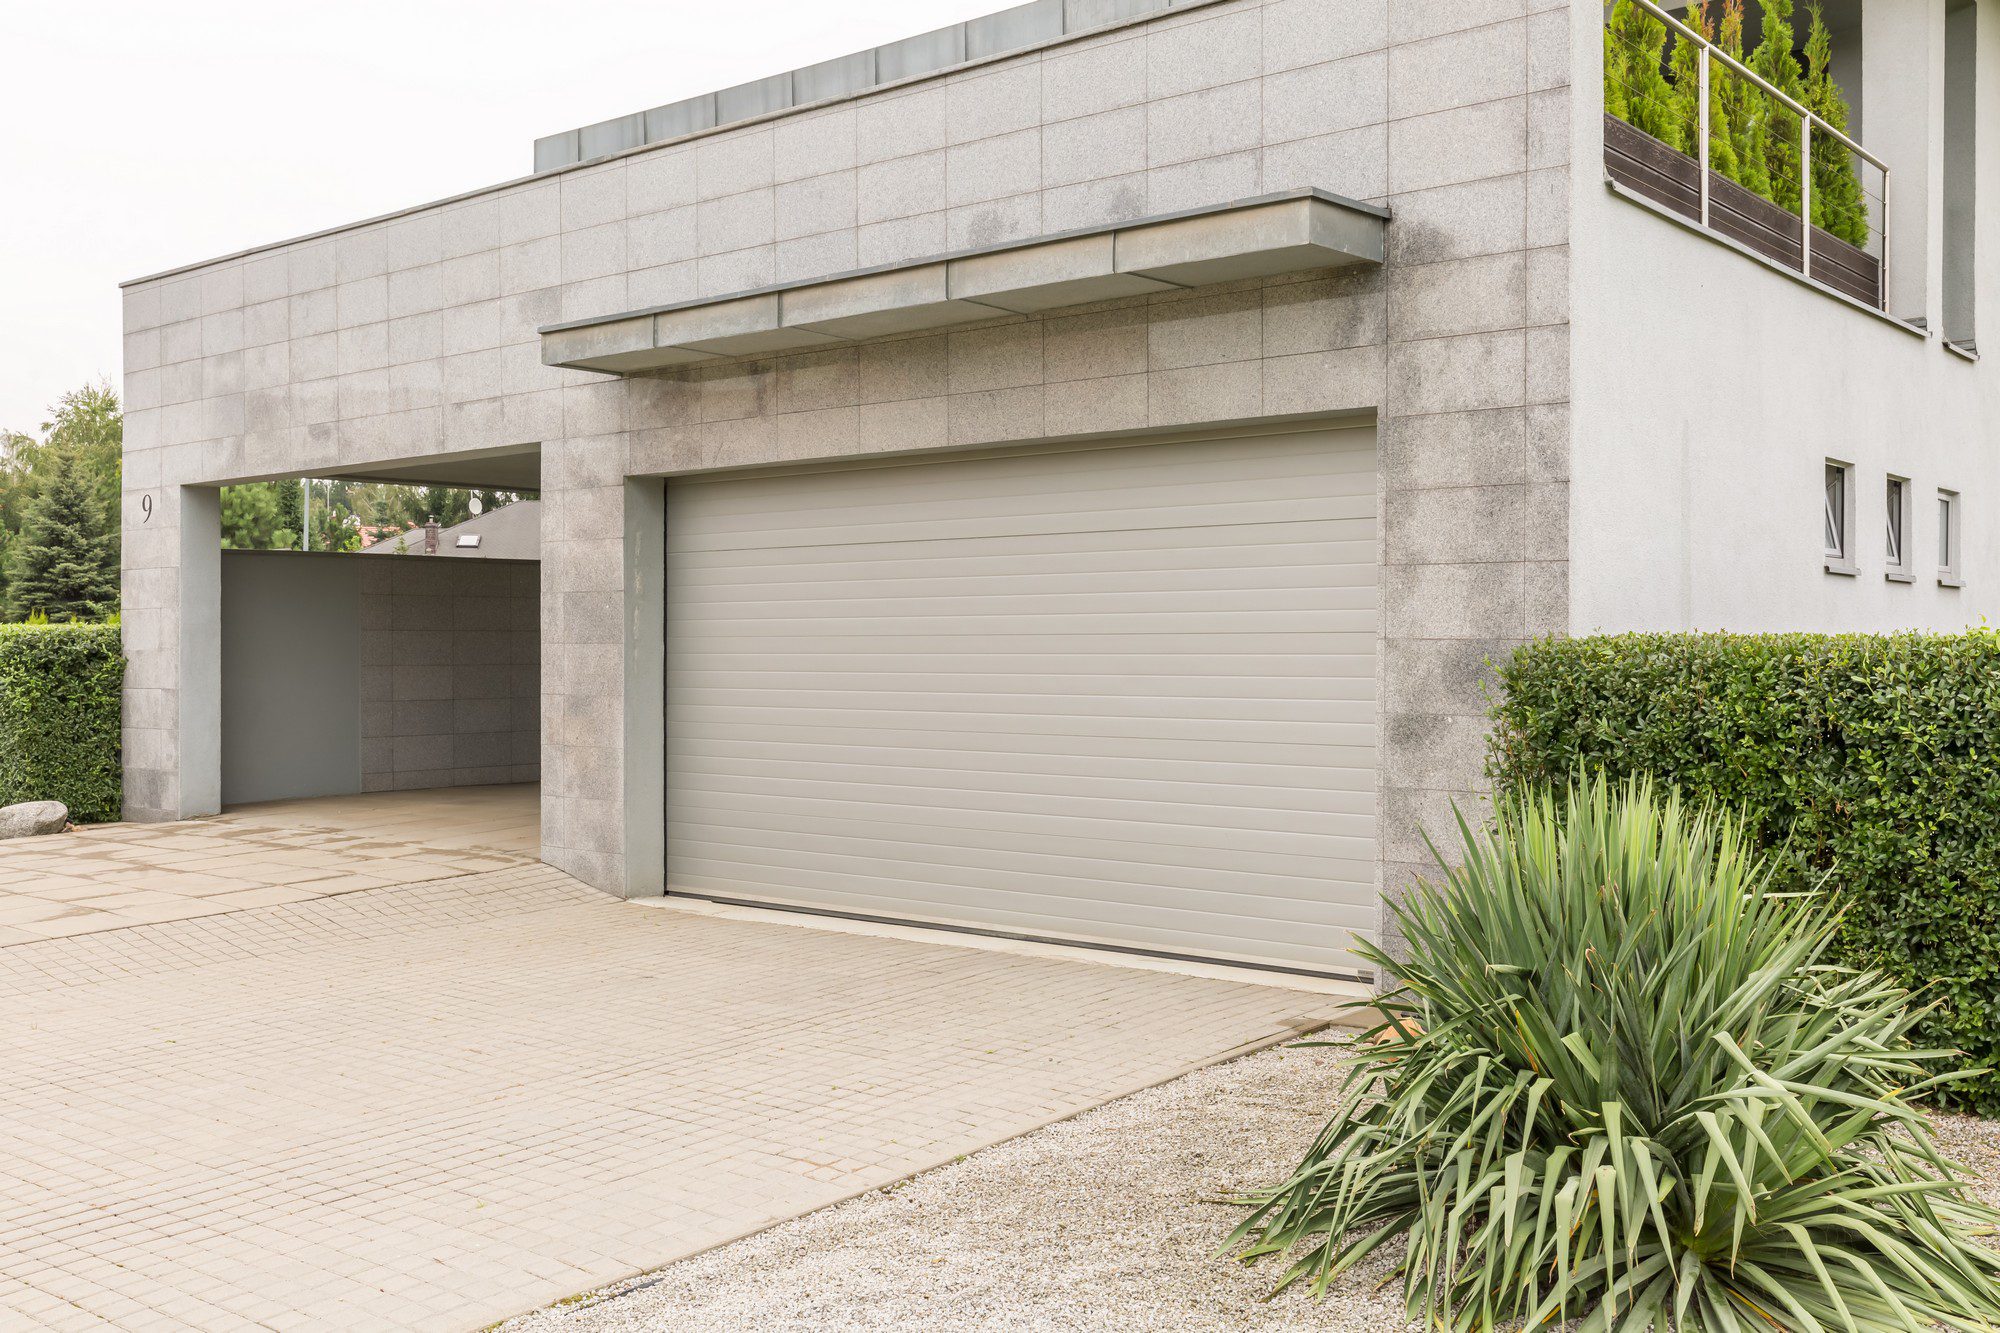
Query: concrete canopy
318 443 542 492
539 189 1388 375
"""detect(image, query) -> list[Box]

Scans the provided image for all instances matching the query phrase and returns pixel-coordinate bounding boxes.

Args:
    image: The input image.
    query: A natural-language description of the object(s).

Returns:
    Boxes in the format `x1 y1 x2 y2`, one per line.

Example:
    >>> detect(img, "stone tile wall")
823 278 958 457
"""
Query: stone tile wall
358 557 539 792
122 0 1576 939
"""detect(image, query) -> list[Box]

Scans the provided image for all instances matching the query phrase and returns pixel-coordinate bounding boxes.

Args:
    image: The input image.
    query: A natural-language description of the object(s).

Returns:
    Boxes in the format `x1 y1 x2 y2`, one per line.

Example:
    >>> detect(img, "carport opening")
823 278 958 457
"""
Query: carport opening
216 472 540 838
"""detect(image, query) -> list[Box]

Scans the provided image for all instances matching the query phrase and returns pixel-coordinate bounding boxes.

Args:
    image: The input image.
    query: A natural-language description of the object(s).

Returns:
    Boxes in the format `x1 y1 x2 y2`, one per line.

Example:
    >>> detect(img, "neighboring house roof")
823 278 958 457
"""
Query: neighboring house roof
360 499 540 560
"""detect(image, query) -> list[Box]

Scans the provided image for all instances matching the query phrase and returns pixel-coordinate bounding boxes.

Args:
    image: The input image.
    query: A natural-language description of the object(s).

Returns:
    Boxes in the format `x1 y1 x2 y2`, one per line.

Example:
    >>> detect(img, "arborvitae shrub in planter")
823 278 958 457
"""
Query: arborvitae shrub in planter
1489 630 2000 1112
1605 0 1866 239
0 622 123 824
1226 776 2000 1331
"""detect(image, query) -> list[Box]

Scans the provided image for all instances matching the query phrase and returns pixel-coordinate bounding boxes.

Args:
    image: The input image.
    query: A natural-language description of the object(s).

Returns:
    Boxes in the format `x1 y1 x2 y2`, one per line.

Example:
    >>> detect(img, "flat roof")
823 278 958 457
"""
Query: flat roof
533 0 1202 175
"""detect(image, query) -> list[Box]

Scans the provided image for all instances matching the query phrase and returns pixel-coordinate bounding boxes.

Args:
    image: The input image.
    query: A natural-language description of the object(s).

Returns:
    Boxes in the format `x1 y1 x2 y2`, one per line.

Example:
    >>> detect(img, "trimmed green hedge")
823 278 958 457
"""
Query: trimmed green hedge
0 623 124 825
1489 631 2000 1110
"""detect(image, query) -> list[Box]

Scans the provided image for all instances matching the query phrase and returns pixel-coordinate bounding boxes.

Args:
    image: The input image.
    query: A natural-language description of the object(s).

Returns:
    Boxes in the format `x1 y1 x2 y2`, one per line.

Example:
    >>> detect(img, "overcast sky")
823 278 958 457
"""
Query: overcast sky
0 0 1005 435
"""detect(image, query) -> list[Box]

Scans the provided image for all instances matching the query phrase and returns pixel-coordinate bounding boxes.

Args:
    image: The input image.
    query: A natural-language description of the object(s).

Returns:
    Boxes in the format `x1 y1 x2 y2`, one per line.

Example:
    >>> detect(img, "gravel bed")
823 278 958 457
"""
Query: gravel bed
500 1045 2000 1333
500 1039 1415 1332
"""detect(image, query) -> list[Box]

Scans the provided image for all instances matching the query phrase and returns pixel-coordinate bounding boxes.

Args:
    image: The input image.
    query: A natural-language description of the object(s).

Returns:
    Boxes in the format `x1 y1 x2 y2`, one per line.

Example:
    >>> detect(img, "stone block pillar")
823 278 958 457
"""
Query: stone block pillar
539 427 665 899
121 481 222 822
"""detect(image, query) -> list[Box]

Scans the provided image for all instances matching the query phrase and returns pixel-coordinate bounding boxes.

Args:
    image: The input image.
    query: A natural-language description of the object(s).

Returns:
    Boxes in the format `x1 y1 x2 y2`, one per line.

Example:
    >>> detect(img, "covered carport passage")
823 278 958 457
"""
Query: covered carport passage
220 549 538 804
200 442 544 825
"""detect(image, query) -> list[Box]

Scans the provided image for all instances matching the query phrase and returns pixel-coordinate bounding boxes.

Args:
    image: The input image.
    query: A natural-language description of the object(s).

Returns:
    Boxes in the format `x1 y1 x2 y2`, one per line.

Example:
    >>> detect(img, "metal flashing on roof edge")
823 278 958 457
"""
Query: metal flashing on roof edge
540 189 1388 376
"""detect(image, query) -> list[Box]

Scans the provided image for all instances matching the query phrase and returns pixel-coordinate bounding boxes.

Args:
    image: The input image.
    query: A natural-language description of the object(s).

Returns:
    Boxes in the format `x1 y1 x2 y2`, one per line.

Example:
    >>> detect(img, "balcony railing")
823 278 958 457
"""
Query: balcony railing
1604 0 1889 310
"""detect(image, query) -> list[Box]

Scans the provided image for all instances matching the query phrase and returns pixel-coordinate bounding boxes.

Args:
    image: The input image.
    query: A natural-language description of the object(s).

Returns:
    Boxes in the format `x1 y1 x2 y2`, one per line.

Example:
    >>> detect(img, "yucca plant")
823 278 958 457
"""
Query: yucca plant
1225 775 2000 1332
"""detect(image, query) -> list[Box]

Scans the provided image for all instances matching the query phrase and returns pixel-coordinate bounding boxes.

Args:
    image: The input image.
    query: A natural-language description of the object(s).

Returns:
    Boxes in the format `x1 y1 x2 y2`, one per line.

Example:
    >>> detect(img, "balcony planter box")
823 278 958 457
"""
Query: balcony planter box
1603 112 1881 307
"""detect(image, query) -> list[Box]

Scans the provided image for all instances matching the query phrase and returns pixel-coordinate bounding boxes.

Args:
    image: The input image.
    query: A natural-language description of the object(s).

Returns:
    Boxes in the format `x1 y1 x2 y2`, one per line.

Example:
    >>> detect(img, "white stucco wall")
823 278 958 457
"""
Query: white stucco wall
1568 0 2000 635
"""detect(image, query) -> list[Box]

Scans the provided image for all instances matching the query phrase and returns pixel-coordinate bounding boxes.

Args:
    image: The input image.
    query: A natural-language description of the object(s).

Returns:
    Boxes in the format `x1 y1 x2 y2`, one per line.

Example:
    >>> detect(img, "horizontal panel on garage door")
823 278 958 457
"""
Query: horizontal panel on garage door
665 427 1379 975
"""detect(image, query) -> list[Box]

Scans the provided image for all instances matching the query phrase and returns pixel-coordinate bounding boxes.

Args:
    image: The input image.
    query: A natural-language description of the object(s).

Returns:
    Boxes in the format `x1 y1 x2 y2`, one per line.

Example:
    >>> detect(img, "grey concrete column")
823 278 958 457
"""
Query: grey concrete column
122 479 220 821
1371 0 1573 959
175 485 223 818
1865 0 1945 326
539 422 665 900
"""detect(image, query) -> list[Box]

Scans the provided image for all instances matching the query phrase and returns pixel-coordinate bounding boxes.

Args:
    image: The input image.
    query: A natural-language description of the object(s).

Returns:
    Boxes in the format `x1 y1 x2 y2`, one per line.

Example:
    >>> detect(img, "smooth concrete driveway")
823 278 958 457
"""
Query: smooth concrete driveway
0 796 1350 1331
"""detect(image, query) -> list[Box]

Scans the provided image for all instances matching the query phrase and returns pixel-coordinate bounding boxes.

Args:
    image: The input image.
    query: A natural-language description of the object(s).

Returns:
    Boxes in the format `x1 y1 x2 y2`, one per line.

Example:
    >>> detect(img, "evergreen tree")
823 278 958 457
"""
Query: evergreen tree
1670 0 1741 182
305 481 361 553
5 453 116 622
39 384 122 567
1606 0 1687 151
1748 0 1809 214
1605 1 1633 125
0 385 121 607
0 432 35 611
275 479 304 550
220 481 284 550
1718 0 1773 198
1804 2 1868 245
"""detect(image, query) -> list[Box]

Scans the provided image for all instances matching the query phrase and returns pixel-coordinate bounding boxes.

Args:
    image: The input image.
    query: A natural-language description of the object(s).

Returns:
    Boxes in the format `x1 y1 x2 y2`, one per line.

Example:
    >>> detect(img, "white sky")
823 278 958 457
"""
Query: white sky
0 0 1007 435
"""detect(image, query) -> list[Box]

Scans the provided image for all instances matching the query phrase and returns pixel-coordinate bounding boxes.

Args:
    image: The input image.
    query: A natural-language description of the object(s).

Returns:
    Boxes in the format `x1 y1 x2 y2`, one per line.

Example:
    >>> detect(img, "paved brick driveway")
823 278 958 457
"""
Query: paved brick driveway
0 787 535 943
0 796 1348 1331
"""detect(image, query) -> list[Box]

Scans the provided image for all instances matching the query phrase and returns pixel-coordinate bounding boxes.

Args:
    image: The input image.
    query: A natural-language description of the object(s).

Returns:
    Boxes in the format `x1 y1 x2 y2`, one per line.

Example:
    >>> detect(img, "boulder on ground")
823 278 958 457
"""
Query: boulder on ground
0 801 68 840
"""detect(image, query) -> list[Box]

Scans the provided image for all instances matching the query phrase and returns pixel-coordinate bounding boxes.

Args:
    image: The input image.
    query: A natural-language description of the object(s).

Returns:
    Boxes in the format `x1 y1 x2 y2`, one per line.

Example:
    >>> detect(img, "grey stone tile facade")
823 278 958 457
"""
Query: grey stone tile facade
121 0 1574 944
357 557 539 792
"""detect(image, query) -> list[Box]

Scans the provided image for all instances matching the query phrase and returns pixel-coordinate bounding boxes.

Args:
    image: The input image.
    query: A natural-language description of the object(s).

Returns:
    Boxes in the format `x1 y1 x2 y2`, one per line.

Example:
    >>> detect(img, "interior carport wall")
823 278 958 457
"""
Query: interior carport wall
219 551 538 805
120 0 1574 962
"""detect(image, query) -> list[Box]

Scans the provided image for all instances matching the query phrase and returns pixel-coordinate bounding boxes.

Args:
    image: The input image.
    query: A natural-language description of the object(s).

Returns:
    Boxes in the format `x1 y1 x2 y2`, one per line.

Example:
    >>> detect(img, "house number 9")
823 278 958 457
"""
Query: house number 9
140 495 153 523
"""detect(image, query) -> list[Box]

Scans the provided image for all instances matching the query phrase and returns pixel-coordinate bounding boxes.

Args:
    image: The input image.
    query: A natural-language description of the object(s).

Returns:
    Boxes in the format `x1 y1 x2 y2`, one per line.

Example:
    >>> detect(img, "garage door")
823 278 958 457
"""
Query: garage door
665 425 1378 976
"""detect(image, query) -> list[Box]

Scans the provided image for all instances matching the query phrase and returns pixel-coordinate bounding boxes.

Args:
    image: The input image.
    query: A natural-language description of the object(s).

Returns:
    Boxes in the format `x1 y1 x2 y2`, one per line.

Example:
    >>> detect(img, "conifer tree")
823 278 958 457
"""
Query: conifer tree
1606 0 1688 151
1605 1 1633 125
1804 3 1868 245
1749 0 1808 213
1670 0 1740 182
4 453 116 622
275 479 304 550
1718 0 1772 197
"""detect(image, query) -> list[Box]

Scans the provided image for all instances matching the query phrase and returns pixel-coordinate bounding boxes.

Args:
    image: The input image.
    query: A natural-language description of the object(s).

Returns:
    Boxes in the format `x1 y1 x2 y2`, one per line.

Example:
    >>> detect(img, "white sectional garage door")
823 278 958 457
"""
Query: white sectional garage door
664 426 1378 975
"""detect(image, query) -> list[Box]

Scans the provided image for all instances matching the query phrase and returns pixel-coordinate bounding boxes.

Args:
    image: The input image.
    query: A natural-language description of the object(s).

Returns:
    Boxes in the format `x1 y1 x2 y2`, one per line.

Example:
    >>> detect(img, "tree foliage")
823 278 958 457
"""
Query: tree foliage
1718 0 1774 198
1671 1 1741 181
1605 0 1687 152
1605 0 1867 243
4 453 116 622
0 382 122 618
1748 0 1808 210
1804 2 1868 245
218 479 529 553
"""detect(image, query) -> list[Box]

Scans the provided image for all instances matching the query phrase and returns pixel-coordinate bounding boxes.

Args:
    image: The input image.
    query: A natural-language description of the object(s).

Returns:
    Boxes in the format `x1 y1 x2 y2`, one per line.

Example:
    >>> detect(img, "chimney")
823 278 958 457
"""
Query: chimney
423 518 440 555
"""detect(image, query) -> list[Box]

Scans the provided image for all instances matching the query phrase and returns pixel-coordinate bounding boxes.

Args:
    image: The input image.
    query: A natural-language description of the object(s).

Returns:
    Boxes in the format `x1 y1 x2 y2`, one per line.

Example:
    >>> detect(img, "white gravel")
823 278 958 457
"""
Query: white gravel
498 1039 1416 1332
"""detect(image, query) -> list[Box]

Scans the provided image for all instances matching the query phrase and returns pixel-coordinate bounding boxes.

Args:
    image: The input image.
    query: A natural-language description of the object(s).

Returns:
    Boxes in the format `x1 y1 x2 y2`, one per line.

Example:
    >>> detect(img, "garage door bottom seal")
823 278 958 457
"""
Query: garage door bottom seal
664 889 1373 986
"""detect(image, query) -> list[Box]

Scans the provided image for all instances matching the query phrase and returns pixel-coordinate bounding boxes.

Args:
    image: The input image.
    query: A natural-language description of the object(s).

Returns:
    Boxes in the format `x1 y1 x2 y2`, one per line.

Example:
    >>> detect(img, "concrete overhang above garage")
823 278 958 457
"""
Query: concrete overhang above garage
539 189 1389 376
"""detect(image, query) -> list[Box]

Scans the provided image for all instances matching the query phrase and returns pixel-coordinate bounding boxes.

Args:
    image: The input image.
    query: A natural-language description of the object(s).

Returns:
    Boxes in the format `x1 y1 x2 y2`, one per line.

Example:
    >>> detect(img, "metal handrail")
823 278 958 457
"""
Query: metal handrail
1622 0 1889 310
1628 0 1885 169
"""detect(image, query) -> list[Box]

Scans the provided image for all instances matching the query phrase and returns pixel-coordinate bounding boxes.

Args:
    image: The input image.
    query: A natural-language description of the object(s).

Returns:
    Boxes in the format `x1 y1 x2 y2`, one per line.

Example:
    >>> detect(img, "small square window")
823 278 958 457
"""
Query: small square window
1825 461 1856 574
1940 488 1964 587
1886 475 1913 581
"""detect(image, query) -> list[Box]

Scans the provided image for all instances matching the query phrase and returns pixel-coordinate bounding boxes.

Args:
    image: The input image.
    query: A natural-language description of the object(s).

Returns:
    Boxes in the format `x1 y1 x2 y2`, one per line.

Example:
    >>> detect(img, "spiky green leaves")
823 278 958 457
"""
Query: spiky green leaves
1225 776 2000 1332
